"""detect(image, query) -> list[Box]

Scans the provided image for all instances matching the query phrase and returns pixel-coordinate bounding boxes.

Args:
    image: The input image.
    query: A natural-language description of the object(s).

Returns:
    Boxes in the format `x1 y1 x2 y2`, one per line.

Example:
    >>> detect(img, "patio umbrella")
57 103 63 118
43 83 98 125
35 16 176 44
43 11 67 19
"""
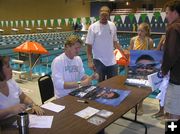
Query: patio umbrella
13 41 49 80
14 41 49 54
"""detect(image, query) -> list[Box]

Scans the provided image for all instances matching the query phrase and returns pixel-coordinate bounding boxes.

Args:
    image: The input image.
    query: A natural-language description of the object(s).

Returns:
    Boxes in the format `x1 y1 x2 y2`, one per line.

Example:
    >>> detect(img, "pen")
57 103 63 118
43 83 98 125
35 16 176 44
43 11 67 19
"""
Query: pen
77 99 88 104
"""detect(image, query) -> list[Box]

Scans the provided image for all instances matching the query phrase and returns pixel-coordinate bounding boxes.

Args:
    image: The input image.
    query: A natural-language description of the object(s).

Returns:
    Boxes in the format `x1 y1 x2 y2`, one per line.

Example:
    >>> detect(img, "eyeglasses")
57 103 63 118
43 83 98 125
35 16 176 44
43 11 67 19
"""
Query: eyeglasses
135 62 160 72
136 62 159 67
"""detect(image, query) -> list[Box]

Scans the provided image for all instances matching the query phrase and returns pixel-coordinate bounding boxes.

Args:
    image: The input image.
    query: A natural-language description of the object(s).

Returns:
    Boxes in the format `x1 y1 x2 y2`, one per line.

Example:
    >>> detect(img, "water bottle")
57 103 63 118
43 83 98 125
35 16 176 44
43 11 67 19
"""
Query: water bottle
17 112 29 134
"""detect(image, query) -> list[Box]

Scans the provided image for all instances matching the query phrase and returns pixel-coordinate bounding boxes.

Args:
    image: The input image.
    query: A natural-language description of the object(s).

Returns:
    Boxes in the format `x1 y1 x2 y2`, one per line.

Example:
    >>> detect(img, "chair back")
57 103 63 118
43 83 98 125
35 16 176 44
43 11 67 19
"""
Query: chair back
38 74 54 104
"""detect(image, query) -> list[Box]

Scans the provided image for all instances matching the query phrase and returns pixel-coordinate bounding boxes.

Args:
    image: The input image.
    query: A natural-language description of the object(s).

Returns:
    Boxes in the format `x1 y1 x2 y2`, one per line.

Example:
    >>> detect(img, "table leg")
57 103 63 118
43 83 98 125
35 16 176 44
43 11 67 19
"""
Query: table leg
113 105 148 134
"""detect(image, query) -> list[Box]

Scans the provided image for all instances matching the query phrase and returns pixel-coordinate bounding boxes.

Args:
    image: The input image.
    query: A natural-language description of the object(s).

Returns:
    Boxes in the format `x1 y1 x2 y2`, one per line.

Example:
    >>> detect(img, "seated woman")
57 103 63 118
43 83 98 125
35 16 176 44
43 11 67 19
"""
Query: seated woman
0 56 44 120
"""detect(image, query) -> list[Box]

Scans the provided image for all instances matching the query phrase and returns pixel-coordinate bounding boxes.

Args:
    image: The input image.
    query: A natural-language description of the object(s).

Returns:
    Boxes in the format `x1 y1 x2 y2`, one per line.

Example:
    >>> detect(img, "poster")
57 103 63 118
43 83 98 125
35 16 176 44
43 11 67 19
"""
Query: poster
125 50 163 87
69 86 130 107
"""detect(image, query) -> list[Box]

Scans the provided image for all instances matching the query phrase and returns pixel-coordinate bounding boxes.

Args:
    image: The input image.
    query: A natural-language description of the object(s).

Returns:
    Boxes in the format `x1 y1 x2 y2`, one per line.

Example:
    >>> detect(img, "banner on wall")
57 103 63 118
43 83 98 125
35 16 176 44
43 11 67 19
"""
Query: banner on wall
61 18 65 26
90 17 95 24
110 16 115 22
5 21 9 27
50 19 54 27
44 20 47 27
0 21 4 27
115 15 121 23
57 19 61 26
76 18 81 24
10 21 13 27
37 20 41 27
68 18 73 25
128 13 135 23
73 18 77 25
65 18 69 26
147 13 153 23
0 12 166 33
140 14 147 22
134 13 141 23
25 20 29 27
32 20 35 27
120 15 126 24
15 21 18 27
161 12 166 22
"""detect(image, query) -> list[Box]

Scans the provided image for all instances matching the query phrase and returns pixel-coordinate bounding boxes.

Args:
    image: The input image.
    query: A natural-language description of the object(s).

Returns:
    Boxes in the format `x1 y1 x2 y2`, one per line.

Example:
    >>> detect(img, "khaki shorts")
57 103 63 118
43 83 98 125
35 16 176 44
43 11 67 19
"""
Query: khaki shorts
164 83 180 115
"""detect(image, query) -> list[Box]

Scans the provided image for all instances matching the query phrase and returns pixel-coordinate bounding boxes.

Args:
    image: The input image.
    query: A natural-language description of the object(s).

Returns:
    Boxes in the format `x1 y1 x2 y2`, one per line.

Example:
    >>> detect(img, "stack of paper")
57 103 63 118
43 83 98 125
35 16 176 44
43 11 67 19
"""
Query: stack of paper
29 114 54 128
74 106 100 119
41 102 65 113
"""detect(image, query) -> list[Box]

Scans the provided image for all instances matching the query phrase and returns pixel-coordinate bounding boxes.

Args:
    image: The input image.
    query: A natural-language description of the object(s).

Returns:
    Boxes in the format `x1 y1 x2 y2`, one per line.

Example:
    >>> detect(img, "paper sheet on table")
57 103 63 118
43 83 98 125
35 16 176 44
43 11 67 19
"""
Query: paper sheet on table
29 114 53 128
75 106 100 119
41 102 65 113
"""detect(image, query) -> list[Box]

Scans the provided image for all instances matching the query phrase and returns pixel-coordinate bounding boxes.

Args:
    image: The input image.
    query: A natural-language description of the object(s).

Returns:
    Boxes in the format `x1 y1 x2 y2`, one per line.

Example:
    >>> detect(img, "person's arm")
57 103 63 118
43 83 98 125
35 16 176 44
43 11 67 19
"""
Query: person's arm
86 44 95 71
64 75 92 88
161 29 180 76
148 38 154 50
0 104 26 120
128 38 134 50
64 81 80 89
113 23 125 55
80 75 92 87
79 72 99 87
51 57 75 90
114 41 122 50
78 57 98 87
85 24 96 71
0 80 27 119
155 35 166 50
114 41 128 60
19 93 44 115
64 56 96 88
64 74 97 88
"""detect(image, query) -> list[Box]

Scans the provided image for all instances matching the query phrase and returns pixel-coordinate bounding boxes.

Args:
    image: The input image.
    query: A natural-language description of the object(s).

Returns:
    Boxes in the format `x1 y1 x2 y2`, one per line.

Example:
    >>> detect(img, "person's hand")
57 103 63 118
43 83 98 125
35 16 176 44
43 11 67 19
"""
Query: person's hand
157 70 164 78
157 70 163 78
91 73 99 80
31 105 45 115
88 61 96 71
81 77 92 87
123 50 130 60
123 49 129 55
10 104 26 114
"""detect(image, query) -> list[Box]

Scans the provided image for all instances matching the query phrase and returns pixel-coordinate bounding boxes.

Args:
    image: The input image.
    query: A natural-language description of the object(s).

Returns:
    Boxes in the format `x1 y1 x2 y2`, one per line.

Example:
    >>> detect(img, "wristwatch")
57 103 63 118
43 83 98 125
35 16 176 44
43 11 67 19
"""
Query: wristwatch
77 81 81 88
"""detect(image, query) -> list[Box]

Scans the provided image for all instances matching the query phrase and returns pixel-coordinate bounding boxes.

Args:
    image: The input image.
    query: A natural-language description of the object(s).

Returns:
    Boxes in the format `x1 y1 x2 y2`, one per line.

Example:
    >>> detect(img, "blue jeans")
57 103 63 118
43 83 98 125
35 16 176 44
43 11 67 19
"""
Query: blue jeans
93 59 118 82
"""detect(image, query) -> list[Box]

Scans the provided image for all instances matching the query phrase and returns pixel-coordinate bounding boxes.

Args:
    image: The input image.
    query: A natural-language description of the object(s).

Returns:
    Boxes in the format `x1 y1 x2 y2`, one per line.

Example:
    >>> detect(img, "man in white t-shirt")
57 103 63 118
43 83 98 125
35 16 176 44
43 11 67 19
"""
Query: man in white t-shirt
86 6 123 82
51 35 98 98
